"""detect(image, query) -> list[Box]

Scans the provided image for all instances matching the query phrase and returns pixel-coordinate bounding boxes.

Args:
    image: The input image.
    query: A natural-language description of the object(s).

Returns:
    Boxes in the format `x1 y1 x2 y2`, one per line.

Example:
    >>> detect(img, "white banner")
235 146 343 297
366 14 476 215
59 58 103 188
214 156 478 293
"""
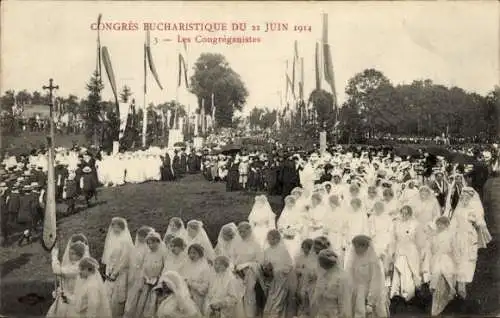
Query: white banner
118 102 130 139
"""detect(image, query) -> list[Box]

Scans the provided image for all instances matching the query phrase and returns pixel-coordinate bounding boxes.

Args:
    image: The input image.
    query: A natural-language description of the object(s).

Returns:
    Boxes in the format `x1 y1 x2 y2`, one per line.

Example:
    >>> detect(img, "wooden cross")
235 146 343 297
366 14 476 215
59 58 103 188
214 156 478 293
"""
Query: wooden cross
43 78 59 146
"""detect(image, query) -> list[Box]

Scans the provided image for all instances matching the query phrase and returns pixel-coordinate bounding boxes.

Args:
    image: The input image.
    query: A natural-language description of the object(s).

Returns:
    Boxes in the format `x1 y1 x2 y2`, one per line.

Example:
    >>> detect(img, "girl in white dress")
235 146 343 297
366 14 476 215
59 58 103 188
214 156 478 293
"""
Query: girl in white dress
204 255 244 318
248 195 276 248
124 226 154 318
185 220 216 263
181 243 214 313
163 217 187 242
214 223 241 264
69 257 112 318
102 217 134 318
155 271 201 318
131 231 168 318
46 241 89 318
389 205 423 302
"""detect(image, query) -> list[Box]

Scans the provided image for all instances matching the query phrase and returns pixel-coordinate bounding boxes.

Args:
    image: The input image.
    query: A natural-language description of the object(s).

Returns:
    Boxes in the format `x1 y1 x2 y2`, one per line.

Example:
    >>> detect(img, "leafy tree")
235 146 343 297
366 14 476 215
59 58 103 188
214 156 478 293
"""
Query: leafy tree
32 91 43 104
120 85 132 103
308 89 334 129
82 71 104 144
0 90 15 112
190 53 248 128
16 90 32 106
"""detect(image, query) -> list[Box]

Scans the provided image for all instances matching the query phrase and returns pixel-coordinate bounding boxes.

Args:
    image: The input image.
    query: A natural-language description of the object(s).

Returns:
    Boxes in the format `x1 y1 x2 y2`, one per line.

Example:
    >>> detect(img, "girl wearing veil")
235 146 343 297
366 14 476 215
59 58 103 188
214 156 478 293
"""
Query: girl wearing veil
389 205 422 302
365 185 380 213
260 229 293 318
341 197 370 268
278 195 303 261
124 226 154 318
345 235 389 318
248 195 277 248
129 231 168 318
164 217 187 242
382 187 400 218
61 233 89 266
181 243 213 312
322 195 345 259
185 220 216 263
204 255 245 317
233 222 264 318
427 216 458 316
162 237 188 275
69 257 112 318
155 271 201 318
102 217 134 317
308 193 327 239
369 201 395 278
214 223 241 263
294 238 315 318
450 187 492 298
46 241 89 318
310 249 352 318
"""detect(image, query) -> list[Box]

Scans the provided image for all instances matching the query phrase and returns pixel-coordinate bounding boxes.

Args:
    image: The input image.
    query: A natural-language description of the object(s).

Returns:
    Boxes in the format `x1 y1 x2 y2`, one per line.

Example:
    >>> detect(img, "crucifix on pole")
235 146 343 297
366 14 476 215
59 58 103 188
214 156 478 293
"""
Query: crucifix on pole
43 78 59 145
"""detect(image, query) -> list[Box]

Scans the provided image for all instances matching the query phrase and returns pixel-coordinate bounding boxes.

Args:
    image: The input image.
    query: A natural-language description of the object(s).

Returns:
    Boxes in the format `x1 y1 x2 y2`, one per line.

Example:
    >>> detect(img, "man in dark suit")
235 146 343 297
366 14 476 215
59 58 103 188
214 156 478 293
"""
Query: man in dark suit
430 169 449 211
279 154 302 199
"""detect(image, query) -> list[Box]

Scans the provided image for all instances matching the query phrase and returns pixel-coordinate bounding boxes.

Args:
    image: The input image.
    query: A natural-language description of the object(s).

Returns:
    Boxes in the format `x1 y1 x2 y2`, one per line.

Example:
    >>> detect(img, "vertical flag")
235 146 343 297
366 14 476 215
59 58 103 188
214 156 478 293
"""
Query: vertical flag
178 42 189 88
292 40 298 98
314 42 321 91
299 57 304 101
96 14 102 80
322 13 338 110
145 29 163 90
42 136 56 250
101 46 119 115
211 93 216 128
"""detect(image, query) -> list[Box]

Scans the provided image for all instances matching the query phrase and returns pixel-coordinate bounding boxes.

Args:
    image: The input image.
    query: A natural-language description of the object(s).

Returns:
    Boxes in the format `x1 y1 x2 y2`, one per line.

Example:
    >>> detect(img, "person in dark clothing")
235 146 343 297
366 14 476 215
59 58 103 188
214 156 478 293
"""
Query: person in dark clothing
80 166 97 207
172 150 182 180
450 173 465 211
179 150 188 177
187 151 198 174
279 155 302 199
161 152 175 181
63 172 78 214
1 185 9 244
429 169 448 210
226 158 240 192
318 164 334 184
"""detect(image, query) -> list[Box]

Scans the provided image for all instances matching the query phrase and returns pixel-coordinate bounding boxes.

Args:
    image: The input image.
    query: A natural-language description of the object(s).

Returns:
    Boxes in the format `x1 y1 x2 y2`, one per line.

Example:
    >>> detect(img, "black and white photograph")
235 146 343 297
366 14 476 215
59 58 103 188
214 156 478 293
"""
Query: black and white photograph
1 1 499 317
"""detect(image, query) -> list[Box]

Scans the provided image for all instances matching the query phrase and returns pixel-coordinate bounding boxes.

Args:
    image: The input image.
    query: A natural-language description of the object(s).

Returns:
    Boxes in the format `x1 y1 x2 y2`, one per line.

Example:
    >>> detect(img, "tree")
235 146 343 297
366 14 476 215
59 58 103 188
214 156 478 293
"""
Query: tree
308 89 334 129
120 85 132 103
82 71 104 144
190 53 248 128
16 90 32 106
248 107 265 130
0 90 15 112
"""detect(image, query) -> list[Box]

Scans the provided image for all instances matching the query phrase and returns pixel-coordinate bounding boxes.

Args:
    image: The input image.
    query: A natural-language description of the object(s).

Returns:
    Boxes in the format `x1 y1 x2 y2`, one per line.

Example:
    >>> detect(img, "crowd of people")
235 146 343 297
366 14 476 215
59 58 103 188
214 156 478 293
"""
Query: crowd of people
40 141 499 318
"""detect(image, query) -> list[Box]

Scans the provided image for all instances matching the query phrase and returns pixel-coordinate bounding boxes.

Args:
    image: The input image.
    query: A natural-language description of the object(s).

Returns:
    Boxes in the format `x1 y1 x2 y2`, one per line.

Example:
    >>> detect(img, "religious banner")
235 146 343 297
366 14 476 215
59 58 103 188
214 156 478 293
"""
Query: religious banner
319 131 327 154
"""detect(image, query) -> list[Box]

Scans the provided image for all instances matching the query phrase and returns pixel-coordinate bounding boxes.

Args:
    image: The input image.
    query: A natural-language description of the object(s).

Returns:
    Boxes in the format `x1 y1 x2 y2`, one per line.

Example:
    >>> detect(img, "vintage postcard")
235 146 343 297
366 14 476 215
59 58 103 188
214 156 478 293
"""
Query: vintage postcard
1 1 499 317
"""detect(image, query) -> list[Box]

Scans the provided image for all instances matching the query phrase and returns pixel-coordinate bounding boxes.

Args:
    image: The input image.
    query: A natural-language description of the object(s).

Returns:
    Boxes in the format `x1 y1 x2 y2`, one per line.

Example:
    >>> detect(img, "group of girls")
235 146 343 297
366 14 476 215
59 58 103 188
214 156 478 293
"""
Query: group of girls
275 178 492 317
45 174 491 318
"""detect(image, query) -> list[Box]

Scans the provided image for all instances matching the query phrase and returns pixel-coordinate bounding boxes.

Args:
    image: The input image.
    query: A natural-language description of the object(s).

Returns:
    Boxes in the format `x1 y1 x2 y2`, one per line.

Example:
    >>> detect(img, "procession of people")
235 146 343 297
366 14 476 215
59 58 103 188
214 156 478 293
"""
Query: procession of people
39 138 499 318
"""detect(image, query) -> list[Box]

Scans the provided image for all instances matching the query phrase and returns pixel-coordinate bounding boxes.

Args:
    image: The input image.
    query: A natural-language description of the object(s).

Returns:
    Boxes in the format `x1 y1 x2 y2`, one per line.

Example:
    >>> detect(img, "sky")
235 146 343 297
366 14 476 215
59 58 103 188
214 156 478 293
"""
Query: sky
1 1 499 115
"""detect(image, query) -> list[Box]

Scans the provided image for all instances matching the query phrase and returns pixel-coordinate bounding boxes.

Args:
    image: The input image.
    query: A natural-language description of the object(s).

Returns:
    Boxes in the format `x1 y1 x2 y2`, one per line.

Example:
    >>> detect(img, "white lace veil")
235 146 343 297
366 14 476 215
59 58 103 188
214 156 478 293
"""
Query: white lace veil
102 217 134 266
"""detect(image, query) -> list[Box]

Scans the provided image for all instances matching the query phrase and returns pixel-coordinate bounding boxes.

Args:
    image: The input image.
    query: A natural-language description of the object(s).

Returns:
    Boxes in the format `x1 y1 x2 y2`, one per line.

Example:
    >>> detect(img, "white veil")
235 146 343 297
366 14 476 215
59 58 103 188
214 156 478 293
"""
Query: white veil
186 219 216 262
62 233 90 267
102 217 134 266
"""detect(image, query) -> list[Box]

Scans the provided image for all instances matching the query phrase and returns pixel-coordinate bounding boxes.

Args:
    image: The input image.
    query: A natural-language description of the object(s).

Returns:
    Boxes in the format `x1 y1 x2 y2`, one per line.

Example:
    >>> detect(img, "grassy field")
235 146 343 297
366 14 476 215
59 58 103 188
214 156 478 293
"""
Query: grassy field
2 132 87 155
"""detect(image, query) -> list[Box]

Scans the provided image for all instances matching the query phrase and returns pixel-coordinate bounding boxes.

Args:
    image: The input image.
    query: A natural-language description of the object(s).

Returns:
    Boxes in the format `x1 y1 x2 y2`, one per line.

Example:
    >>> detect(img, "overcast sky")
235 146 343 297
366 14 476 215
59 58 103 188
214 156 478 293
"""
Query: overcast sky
1 1 498 114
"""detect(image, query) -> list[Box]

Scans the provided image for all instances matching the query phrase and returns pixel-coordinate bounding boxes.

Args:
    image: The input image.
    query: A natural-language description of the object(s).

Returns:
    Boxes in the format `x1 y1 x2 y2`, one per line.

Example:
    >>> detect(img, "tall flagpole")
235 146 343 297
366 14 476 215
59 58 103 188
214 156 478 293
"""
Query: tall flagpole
42 78 58 251
142 35 148 147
